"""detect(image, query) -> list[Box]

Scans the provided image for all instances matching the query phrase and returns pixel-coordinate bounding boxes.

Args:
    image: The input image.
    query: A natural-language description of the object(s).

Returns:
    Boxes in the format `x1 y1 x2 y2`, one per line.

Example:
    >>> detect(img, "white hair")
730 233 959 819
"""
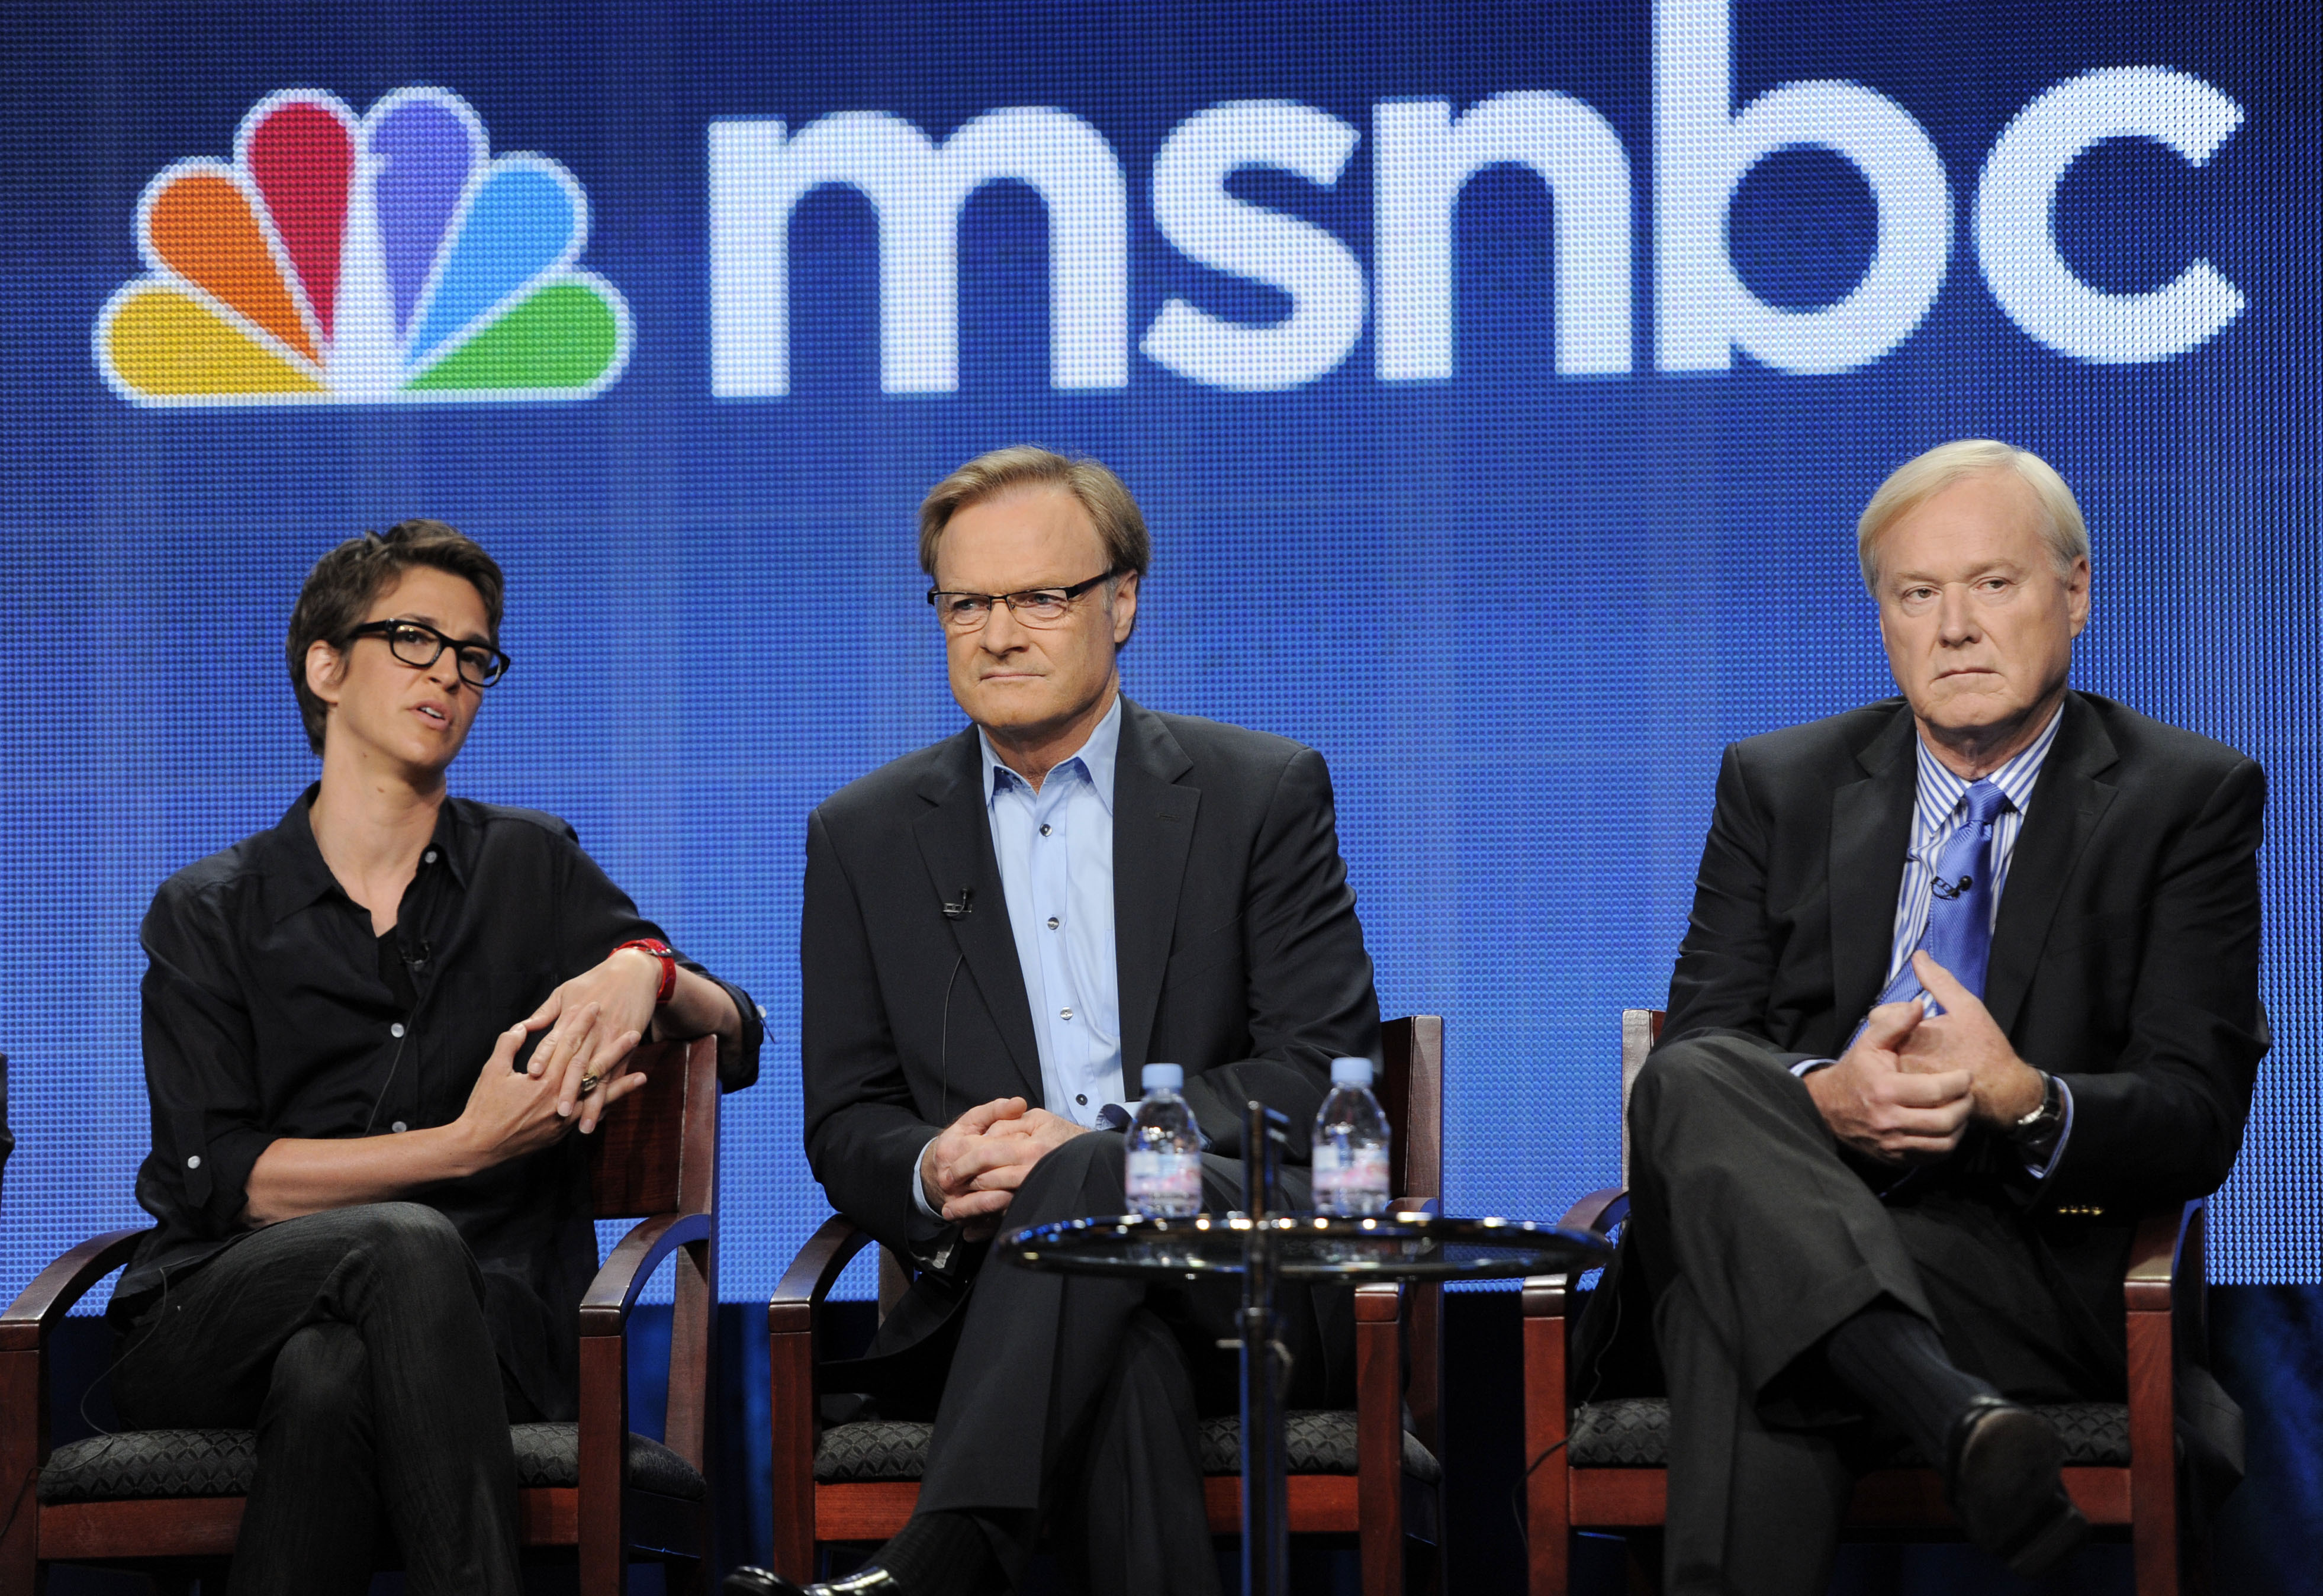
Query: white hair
1857 440 2089 593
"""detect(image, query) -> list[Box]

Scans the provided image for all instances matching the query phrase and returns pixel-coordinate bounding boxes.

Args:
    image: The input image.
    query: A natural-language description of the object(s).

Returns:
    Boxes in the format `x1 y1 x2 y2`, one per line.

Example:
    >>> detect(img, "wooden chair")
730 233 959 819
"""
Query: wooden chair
768 1015 1450 1595
1 1034 722 1596
1522 1010 2208 1596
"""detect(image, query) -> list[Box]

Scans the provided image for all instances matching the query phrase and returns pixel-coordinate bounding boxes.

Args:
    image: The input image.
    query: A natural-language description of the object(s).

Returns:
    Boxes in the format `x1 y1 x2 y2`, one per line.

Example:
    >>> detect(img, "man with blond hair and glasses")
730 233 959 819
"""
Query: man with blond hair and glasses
106 520 761 1595
1575 440 2262 1590
731 448 1380 1596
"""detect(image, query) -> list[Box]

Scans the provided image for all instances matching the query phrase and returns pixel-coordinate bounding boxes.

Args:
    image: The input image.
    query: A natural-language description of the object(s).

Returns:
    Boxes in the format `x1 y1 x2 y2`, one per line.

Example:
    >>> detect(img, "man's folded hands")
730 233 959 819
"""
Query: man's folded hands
919 1096 1096 1238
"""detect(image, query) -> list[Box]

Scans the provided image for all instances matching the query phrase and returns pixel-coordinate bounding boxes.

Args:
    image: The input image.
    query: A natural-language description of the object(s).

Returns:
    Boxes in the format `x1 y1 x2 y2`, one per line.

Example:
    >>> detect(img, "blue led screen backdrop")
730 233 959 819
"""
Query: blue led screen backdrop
1 0 2315 1305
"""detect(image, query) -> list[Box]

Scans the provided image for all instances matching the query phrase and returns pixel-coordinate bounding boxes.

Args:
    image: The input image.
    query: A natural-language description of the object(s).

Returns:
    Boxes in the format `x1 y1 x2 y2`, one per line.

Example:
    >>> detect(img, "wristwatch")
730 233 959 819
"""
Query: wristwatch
613 938 678 1006
2010 1070 2065 1144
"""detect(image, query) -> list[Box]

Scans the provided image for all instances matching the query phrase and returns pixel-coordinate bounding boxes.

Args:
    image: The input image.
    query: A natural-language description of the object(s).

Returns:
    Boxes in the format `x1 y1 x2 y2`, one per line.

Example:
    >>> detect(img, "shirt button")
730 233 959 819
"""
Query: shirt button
1060 1006 1073 1019
423 850 438 864
185 1154 201 1170
1076 1093 1088 1106
1047 916 1060 930
390 1022 406 1038
1040 823 1052 836
391 1121 408 1134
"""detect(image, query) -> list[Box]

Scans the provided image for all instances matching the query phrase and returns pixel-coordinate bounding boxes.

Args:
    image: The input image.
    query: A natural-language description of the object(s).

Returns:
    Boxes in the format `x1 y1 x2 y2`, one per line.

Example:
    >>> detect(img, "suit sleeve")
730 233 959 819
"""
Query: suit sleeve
800 806 955 1260
2044 757 2267 1206
1662 743 1808 1056
1180 746 1382 1156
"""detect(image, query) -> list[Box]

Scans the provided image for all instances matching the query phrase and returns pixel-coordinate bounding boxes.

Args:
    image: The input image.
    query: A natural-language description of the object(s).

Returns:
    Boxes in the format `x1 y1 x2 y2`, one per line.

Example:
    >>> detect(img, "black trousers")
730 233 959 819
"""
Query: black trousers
1623 1034 2118 1596
110 1203 525 1596
901 1133 1350 1596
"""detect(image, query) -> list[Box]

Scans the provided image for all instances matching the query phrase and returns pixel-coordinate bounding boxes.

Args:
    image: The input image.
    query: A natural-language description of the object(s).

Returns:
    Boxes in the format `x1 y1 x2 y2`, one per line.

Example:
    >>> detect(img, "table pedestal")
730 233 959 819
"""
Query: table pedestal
1237 1102 1291 1596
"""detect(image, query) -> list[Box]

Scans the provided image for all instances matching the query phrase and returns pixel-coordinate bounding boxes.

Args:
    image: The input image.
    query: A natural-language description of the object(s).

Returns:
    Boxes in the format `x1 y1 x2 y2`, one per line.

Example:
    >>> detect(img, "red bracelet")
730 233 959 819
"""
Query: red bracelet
614 938 678 1005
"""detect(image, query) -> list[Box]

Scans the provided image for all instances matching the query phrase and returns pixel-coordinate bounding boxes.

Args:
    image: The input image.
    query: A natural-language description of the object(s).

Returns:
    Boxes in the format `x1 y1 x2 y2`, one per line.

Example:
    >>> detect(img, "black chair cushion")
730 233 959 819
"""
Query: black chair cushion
1565 1398 2130 1469
39 1428 255 1502
40 1423 704 1505
813 1410 1442 1487
509 1421 707 1501
812 1419 934 1484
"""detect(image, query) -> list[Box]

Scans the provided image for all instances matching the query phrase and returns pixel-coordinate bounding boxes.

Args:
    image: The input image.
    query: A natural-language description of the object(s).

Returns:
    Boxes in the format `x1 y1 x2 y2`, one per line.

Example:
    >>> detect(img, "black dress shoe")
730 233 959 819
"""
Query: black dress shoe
723 1570 807 1595
1945 1395 2091 1576
722 1567 910 1596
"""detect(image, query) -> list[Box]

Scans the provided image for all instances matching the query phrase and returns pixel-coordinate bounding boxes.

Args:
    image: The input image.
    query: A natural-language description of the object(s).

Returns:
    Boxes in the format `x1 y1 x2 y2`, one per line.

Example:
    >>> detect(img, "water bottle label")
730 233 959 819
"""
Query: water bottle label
1311 1145 1391 1214
1125 1150 1204 1215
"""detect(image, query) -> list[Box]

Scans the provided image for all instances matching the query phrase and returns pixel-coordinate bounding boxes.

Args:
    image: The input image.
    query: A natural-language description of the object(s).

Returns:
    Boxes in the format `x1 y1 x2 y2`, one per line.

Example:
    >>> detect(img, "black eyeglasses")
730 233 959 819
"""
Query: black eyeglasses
344 619 511 687
925 569 1121 632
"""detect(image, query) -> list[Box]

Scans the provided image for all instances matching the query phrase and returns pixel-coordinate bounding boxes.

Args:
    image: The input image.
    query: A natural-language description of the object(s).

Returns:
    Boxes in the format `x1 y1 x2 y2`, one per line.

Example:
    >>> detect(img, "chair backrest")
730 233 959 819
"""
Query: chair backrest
589 1035 718 1220
1379 1015 1443 1202
1381 1015 1446 1460
1618 1010 1665 1190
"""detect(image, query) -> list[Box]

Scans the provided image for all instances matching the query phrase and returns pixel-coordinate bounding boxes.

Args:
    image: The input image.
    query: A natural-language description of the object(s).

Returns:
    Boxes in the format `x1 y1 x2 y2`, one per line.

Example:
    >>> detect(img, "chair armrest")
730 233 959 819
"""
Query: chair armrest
578 1211 710 1336
2123 1198 2202 1314
770 1214 874 1335
0 1231 144 1353
1559 1186 1628 1236
1353 1280 1403 1319
1523 1188 1627 1320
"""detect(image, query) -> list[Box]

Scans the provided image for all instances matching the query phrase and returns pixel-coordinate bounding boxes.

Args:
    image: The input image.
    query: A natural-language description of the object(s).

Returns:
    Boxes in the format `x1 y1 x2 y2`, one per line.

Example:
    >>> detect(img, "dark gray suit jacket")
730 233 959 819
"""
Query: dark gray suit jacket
801 696 1381 1298
1650 689 2267 1366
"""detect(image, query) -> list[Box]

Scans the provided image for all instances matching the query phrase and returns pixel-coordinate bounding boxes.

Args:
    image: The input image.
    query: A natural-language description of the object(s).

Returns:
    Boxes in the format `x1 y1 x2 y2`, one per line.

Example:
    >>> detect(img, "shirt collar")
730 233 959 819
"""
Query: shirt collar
978 692 1124 815
258 784 478 924
1912 700 2065 827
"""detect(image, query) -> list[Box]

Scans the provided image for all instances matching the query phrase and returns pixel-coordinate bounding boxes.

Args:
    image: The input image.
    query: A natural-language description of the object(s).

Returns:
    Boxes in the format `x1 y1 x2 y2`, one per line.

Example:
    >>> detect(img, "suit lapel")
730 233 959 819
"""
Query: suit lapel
912 729 1045 1105
1829 706 1920 1025
1112 699 1199 1076
1984 694 2119 1037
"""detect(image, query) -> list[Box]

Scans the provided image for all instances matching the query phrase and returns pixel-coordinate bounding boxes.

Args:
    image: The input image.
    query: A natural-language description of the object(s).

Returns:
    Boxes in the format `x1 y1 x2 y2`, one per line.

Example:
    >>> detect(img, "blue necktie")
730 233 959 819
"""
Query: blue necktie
1877 779 2012 1013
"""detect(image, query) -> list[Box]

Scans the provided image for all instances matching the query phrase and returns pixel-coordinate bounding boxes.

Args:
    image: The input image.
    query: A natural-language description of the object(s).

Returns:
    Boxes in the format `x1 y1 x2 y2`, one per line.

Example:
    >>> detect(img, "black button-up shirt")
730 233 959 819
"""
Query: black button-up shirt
117 788 762 1418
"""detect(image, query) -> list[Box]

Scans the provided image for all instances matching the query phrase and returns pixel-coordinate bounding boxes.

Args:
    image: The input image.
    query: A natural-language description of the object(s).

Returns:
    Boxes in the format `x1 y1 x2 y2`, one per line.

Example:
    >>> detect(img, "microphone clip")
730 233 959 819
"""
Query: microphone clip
940 887 976 922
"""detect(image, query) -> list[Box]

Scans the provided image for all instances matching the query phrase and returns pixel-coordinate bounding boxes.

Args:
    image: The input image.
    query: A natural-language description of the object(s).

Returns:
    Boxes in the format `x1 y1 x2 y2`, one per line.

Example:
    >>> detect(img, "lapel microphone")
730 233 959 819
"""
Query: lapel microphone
940 886 976 921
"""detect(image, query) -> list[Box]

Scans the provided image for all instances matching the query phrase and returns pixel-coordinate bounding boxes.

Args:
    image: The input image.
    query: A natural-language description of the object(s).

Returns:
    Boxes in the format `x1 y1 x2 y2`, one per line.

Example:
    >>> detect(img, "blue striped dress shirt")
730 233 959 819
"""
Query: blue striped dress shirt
1800 703 2073 1179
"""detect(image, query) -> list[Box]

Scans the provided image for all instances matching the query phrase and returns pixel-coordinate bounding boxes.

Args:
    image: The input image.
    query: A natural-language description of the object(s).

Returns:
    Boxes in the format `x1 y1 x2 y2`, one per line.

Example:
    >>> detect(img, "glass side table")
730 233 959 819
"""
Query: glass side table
1003 1102 1610 1596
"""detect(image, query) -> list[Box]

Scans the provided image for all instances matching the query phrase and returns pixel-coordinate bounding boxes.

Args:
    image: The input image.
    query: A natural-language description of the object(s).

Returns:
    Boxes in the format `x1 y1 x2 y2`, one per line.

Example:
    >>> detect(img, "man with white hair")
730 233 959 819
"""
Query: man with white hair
1581 440 2265 1589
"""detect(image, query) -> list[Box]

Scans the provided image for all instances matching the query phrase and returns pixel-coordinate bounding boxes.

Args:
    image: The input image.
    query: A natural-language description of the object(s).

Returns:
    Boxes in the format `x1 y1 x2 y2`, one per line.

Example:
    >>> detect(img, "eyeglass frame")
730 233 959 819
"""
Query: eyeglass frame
342 618 513 687
925 567 1125 630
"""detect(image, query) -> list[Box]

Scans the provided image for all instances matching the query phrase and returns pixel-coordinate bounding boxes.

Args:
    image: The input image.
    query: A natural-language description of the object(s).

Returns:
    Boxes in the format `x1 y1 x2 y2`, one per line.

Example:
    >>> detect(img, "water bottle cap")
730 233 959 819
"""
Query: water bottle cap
1141 1063 1184 1092
1330 1057 1373 1087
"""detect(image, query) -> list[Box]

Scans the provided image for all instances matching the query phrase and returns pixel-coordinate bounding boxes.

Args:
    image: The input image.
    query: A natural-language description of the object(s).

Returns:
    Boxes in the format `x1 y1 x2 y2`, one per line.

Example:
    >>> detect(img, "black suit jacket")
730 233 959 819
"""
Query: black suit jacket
1647 690 2266 1375
802 697 1381 1284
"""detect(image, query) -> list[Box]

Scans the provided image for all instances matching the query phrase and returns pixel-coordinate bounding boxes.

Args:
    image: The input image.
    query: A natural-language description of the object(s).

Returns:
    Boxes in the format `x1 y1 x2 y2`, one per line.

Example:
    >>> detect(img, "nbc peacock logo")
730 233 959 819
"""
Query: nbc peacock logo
95 88 632 406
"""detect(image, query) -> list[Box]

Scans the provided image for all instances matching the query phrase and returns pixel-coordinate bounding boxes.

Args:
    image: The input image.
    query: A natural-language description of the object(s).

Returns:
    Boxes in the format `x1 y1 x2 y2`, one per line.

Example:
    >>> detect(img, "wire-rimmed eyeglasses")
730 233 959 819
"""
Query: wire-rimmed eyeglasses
925 568 1121 632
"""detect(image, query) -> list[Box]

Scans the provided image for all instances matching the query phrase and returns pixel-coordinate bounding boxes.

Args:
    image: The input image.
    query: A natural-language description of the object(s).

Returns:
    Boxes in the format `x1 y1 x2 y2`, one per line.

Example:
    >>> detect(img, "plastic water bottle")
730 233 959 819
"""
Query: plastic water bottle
1312 1057 1392 1217
1124 1063 1204 1218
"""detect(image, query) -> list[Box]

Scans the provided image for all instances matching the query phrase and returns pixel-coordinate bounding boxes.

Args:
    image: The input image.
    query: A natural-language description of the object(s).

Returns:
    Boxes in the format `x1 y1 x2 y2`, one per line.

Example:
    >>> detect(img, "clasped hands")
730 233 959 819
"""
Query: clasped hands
452 950 663 1166
1804 950 2047 1165
919 1097 1094 1240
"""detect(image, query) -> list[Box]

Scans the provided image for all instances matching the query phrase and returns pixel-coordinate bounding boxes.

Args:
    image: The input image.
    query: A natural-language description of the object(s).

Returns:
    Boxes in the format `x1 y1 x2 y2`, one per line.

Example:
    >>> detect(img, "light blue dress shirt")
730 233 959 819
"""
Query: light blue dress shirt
980 694 1127 1125
912 696 1127 1218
